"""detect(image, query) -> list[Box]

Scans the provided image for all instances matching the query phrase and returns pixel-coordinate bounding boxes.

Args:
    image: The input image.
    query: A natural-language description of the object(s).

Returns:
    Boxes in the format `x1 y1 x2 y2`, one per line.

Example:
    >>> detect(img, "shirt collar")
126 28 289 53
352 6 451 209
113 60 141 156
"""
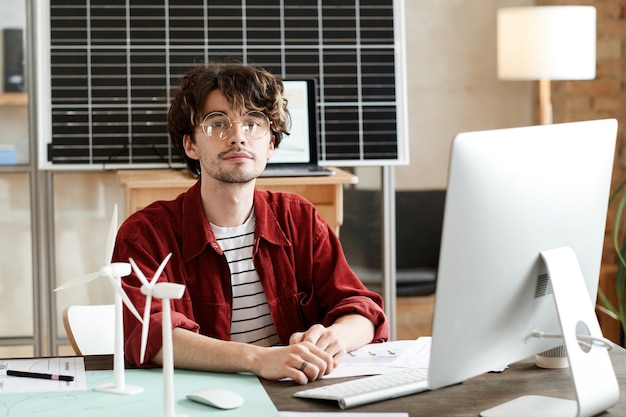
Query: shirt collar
181 181 291 263
181 180 216 261
252 188 292 247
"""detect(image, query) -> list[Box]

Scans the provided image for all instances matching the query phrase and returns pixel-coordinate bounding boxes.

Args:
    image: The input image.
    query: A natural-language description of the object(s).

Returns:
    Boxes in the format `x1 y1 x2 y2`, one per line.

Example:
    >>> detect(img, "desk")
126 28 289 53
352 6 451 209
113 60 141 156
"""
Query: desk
116 168 358 234
84 346 626 416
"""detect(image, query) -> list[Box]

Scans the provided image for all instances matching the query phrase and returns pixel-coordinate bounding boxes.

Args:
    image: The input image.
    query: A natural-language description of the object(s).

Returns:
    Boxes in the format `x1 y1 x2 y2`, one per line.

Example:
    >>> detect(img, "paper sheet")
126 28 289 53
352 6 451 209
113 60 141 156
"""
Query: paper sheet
324 337 431 379
387 336 431 369
0 356 87 393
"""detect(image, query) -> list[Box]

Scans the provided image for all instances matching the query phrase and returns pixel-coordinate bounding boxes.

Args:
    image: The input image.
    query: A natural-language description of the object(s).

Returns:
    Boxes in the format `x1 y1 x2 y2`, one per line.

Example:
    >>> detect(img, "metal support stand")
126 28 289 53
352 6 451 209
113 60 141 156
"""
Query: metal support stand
381 166 397 340
481 246 619 417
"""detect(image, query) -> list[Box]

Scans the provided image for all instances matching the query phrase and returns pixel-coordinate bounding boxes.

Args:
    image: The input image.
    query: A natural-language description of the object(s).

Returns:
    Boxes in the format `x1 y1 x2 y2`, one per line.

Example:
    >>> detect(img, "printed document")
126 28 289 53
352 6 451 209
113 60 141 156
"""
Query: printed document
325 337 431 379
0 356 87 393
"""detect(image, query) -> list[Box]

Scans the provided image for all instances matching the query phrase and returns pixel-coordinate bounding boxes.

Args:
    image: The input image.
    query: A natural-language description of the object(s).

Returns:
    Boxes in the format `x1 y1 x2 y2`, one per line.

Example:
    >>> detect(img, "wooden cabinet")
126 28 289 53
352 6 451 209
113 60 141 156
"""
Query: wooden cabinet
116 168 358 234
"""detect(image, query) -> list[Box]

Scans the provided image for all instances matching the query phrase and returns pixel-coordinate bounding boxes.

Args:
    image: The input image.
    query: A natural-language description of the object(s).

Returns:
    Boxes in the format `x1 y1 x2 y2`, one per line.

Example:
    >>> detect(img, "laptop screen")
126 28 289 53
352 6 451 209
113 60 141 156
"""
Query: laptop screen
268 79 318 166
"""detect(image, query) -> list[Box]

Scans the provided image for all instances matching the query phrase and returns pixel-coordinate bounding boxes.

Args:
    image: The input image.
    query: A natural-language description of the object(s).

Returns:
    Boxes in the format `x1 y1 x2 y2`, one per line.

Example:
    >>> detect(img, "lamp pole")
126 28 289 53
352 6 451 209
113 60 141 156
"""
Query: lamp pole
539 79 552 125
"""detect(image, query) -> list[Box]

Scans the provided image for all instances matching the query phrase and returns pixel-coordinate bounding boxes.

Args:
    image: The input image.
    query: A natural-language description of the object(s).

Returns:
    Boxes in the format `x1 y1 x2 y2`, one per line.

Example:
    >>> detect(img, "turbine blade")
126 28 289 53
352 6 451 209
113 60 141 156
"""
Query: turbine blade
54 271 101 292
105 205 118 265
139 294 153 364
105 275 143 323
150 253 172 286
129 257 151 288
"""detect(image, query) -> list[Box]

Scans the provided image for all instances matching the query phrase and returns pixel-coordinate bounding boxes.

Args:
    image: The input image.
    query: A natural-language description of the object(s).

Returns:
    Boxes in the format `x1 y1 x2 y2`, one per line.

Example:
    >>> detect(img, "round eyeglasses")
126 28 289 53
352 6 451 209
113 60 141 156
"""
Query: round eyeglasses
200 111 271 141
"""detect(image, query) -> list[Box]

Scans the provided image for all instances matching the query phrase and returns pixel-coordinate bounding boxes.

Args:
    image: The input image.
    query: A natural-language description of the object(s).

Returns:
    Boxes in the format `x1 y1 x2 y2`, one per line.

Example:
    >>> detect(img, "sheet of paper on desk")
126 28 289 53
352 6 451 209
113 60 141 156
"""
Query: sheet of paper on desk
325 337 431 379
389 336 431 368
0 356 87 393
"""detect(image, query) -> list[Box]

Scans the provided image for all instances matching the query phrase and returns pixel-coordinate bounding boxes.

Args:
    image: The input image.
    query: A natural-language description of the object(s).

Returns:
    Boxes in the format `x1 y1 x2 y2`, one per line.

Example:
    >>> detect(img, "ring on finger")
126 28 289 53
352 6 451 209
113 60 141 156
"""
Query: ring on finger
299 360 309 372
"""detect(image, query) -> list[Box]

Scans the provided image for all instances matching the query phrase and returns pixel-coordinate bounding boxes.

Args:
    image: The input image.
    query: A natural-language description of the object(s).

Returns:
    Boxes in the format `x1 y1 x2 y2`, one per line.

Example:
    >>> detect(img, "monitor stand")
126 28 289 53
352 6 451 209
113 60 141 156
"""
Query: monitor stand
481 246 619 417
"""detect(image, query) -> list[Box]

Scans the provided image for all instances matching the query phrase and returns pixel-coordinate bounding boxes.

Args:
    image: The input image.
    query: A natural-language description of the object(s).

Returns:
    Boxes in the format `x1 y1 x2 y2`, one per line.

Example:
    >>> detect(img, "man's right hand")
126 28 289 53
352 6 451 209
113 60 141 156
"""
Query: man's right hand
251 341 334 385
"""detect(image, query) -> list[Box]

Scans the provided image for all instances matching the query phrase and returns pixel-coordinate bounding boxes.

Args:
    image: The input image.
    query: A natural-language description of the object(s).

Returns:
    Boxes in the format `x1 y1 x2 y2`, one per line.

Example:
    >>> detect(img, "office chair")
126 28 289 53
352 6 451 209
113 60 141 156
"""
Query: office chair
342 188 445 296
62 304 115 355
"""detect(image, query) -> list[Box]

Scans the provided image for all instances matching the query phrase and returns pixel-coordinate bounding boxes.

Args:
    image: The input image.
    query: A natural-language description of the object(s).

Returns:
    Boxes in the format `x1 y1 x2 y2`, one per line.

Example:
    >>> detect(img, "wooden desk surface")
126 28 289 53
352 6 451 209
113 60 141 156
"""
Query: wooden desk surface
85 346 626 416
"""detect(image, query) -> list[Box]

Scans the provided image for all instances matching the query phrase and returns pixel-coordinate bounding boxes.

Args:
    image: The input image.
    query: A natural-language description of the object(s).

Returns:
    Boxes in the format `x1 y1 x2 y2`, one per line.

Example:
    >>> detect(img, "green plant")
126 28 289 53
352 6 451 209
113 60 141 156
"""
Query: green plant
598 178 626 344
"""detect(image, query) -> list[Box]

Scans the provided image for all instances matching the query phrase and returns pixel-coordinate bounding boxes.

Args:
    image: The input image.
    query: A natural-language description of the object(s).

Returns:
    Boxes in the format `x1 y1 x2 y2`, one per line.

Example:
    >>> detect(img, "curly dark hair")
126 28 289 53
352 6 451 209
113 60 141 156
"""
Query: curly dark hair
168 63 290 174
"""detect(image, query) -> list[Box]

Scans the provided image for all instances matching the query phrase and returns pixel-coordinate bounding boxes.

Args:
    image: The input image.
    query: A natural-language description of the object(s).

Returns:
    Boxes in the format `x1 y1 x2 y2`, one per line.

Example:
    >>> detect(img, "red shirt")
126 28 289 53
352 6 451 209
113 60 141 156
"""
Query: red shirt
113 180 389 366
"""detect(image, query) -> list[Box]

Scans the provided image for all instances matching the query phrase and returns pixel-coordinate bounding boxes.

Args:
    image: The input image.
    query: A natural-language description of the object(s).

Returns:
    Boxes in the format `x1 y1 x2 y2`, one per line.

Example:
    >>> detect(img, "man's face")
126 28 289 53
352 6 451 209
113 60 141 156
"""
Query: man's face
183 89 275 183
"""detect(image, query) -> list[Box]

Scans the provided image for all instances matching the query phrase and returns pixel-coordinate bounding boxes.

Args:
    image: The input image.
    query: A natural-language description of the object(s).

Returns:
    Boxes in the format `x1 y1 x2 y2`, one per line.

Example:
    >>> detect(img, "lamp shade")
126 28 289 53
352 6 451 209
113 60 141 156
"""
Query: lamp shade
497 6 596 80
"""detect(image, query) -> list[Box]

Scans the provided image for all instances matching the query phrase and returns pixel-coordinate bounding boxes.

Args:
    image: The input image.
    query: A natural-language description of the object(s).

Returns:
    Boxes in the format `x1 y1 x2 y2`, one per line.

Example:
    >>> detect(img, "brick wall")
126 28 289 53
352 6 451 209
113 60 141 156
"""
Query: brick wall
536 0 626 342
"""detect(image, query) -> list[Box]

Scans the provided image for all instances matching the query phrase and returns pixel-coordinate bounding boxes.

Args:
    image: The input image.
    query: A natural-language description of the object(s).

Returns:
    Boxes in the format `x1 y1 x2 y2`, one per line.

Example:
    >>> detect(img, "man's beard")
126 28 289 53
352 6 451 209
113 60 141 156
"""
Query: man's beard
211 147 262 183
211 163 260 183
216 169 257 183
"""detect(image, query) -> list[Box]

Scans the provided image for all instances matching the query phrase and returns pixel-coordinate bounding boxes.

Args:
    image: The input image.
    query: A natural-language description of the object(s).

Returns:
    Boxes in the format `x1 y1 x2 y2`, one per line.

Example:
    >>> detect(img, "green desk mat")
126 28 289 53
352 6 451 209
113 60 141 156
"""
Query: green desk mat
0 368 279 416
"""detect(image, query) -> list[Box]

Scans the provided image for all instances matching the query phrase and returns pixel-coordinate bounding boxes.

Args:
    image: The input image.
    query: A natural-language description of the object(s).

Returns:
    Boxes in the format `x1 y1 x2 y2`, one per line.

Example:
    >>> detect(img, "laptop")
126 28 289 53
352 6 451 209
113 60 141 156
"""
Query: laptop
293 119 619 413
260 79 334 177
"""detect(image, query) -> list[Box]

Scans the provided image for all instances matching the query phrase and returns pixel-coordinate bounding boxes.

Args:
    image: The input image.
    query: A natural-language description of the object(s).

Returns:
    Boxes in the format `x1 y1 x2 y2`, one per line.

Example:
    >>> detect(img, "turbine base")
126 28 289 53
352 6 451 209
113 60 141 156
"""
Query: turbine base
95 382 144 395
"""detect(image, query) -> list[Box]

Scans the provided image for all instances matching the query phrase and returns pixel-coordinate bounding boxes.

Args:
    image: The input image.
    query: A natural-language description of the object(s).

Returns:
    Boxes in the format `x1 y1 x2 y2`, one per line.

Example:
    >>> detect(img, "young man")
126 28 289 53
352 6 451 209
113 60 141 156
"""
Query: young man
113 63 388 385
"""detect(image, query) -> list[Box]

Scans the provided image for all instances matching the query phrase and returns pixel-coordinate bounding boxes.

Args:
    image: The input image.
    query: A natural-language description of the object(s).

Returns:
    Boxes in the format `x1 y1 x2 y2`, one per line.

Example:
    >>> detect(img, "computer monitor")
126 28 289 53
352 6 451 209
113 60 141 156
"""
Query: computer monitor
427 119 619 415
260 79 334 177
270 79 318 165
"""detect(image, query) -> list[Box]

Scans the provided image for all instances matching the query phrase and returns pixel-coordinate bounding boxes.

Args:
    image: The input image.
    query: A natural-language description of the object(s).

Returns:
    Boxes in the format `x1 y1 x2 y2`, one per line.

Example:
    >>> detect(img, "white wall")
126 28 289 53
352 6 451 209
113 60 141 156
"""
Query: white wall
53 172 125 330
358 0 535 190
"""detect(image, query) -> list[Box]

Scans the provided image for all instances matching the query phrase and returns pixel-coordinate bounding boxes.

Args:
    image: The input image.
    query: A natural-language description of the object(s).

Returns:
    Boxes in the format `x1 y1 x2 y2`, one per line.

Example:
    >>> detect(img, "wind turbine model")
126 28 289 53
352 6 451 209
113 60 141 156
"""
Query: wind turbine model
130 255 188 417
55 205 144 395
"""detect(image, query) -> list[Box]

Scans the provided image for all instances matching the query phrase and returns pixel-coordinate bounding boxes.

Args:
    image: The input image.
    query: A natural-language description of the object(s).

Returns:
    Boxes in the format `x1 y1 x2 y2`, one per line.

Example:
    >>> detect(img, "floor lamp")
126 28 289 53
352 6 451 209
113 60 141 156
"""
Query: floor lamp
497 5 596 369
497 6 596 126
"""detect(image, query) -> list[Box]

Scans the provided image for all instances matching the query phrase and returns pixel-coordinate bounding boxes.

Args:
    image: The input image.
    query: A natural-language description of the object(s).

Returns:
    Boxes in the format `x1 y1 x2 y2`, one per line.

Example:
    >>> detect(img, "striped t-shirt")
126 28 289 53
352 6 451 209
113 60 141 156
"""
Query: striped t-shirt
211 212 280 347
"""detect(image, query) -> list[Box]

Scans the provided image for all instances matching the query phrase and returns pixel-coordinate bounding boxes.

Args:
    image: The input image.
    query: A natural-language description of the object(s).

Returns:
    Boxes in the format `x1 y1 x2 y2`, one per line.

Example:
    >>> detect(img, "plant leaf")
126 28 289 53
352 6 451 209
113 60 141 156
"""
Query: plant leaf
597 288 618 316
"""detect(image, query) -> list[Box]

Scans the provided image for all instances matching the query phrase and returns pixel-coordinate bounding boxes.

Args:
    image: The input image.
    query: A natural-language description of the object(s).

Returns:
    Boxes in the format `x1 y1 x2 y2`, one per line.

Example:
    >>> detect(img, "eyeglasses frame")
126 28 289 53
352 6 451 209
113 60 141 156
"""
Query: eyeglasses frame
199 110 272 141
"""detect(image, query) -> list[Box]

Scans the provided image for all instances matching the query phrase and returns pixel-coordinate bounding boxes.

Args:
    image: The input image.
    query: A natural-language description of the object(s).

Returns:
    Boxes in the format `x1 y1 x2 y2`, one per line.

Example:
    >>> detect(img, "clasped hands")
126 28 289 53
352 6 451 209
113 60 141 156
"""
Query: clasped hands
256 324 347 385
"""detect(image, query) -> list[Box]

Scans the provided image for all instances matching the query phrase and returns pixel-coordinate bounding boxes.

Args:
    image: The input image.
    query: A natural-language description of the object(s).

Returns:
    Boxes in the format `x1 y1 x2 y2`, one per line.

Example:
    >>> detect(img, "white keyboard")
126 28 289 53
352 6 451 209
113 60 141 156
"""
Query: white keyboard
293 368 430 409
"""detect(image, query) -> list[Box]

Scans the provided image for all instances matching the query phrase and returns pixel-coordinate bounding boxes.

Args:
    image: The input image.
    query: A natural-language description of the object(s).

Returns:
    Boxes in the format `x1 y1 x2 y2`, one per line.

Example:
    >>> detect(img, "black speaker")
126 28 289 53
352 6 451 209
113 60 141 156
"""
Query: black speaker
3 28 24 92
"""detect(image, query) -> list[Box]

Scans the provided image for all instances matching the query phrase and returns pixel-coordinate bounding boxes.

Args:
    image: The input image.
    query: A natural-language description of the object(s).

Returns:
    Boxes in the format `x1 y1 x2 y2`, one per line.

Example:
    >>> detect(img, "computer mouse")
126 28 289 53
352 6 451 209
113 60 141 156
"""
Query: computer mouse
186 388 244 409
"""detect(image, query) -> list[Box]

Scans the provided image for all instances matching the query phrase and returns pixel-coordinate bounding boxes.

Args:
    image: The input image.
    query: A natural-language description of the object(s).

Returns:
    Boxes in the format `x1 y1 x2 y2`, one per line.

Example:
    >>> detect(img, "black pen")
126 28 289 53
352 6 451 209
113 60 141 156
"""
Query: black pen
7 370 74 382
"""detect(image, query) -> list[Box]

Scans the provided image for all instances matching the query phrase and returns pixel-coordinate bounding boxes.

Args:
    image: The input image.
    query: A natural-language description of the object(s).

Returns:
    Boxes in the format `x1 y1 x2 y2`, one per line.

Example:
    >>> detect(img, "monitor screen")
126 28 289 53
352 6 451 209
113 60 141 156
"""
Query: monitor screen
427 119 618 391
268 79 318 165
